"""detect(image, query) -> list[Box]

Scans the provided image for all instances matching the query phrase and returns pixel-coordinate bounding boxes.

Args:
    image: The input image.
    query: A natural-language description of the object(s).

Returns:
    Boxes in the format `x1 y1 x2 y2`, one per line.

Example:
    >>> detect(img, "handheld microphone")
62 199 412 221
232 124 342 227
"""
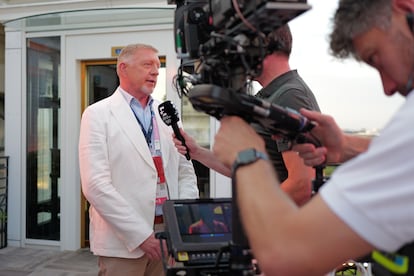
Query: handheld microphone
158 100 191 160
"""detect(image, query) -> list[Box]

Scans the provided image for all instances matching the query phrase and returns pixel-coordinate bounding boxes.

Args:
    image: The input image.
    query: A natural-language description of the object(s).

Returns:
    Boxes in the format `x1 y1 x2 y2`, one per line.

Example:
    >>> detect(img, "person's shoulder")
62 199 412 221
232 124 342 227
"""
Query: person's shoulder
83 94 120 121
88 96 113 111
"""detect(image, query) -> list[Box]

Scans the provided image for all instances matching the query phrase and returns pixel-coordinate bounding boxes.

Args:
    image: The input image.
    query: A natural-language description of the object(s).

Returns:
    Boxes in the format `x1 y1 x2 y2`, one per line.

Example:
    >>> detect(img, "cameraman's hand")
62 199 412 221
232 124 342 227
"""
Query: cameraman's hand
213 116 266 168
291 109 345 166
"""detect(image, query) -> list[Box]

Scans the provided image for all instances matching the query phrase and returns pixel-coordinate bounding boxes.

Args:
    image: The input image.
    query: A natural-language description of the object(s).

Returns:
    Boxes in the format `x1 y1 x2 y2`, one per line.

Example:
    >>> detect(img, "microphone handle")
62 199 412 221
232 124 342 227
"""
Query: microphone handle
172 123 191 160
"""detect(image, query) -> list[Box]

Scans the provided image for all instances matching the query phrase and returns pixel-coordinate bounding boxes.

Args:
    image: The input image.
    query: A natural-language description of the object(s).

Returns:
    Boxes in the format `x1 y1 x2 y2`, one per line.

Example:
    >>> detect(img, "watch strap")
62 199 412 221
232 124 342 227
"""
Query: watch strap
231 148 269 175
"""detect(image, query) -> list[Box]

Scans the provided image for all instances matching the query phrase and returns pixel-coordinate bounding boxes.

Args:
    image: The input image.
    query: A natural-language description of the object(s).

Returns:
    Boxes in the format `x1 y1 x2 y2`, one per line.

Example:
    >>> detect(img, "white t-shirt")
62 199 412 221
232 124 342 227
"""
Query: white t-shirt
320 92 414 252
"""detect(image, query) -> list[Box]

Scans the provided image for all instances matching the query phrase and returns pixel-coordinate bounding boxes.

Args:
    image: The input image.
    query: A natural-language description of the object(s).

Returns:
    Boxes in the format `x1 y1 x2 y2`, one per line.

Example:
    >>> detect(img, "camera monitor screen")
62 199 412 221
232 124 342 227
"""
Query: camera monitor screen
162 198 232 265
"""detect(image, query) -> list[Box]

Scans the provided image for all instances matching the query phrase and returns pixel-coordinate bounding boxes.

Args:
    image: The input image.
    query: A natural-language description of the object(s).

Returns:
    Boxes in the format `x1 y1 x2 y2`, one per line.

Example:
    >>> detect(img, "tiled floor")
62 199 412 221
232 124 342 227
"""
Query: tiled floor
0 246 98 276
0 246 375 276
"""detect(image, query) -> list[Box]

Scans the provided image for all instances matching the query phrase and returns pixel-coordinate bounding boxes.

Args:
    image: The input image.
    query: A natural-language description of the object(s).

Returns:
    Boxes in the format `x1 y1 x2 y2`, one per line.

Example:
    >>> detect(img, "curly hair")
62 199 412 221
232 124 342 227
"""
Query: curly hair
329 0 392 60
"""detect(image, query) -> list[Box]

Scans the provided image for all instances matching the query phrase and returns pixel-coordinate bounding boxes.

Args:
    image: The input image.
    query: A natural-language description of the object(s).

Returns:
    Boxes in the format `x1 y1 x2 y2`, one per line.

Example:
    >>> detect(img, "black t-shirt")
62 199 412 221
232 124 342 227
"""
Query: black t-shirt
251 70 320 182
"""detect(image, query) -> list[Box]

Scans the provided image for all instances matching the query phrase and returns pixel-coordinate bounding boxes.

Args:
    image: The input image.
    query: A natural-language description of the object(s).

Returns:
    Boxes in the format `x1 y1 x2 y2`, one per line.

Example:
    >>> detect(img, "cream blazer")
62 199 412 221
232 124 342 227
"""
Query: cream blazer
79 88 199 258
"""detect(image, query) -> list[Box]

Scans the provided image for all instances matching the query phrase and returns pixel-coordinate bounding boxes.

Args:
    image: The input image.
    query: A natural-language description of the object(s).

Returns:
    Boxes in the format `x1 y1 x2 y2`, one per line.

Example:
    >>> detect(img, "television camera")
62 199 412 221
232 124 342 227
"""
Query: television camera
158 1 329 275
170 0 322 162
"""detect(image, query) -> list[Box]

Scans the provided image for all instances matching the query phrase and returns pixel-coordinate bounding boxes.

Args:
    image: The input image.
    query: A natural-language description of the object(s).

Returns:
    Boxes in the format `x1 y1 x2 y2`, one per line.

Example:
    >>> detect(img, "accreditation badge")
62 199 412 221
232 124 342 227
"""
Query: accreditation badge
153 156 166 183
153 156 168 206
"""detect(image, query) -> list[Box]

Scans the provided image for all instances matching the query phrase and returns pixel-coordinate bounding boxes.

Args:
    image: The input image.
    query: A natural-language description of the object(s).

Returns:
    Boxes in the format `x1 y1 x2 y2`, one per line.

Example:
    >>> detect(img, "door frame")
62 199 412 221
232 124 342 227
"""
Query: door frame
79 59 117 248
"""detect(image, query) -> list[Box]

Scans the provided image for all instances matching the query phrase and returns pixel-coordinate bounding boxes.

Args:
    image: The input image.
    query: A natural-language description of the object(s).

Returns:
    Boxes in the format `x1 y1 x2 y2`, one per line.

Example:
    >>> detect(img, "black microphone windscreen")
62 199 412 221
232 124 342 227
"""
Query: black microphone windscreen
158 101 180 126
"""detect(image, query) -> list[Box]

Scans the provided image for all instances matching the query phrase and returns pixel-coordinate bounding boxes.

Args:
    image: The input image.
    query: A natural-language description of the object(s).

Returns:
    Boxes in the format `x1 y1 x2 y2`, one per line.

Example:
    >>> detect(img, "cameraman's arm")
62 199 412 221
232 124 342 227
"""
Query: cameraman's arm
213 116 373 276
173 129 231 177
341 133 371 162
292 109 371 166
234 163 373 275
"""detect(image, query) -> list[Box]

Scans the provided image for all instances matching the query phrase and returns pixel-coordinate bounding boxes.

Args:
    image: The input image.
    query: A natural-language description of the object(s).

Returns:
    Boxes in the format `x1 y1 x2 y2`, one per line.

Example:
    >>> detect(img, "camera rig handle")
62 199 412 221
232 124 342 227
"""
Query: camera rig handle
188 84 328 193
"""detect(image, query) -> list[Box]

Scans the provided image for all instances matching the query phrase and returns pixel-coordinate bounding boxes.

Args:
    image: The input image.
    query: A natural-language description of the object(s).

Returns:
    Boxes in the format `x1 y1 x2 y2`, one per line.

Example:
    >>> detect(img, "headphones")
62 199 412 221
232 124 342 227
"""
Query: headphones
267 40 284 54
266 30 288 55
406 13 414 33
405 13 414 93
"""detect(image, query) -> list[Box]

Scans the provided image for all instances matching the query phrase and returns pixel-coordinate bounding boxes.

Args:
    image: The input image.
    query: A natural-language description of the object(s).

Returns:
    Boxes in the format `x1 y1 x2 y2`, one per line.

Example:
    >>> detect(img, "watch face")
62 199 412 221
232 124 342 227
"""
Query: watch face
237 149 253 163
237 149 267 165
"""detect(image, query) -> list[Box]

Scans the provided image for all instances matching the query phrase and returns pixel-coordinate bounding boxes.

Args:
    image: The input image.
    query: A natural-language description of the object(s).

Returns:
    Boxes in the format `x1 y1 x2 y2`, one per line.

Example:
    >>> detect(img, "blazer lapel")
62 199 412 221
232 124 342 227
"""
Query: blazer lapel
109 89 155 168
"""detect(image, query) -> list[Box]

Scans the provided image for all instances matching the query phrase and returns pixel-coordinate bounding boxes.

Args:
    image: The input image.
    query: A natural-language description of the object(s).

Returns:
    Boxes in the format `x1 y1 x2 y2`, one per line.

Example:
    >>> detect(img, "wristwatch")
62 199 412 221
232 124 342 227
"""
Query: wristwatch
231 148 269 175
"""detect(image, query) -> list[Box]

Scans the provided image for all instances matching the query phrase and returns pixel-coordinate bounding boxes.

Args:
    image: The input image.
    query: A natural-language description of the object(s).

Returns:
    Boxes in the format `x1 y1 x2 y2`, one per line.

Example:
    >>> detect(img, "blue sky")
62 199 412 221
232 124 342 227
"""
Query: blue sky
287 0 405 130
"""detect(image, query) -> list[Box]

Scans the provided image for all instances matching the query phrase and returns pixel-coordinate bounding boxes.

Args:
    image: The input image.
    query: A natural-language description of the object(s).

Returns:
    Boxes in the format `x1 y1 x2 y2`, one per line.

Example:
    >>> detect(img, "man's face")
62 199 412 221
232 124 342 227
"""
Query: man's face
353 13 414 97
122 48 161 97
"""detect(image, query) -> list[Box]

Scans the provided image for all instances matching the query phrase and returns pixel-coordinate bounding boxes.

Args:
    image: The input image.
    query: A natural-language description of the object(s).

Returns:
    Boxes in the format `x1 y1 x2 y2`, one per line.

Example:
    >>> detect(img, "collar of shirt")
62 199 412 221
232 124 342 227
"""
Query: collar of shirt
256 69 299 99
119 87 154 130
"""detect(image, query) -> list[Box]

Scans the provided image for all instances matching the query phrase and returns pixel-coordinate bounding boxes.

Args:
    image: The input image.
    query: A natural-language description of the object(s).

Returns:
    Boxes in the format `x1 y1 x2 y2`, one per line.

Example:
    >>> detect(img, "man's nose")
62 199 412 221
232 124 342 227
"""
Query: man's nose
151 65 159 75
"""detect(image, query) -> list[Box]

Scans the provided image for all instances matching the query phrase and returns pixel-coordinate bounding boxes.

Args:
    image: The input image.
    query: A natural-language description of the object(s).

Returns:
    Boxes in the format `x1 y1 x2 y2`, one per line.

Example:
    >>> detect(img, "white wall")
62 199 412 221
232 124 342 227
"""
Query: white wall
209 117 231 198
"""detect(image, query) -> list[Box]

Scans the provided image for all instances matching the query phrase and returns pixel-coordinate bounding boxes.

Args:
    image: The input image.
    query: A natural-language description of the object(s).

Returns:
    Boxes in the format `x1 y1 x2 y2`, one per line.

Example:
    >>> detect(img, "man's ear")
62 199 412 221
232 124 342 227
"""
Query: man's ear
393 0 414 13
117 62 126 75
393 0 414 33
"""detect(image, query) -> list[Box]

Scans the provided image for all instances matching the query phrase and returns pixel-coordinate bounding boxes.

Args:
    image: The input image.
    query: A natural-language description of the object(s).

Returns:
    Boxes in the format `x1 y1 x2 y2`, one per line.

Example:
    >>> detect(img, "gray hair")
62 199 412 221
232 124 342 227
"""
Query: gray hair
329 0 392 60
117 43 158 69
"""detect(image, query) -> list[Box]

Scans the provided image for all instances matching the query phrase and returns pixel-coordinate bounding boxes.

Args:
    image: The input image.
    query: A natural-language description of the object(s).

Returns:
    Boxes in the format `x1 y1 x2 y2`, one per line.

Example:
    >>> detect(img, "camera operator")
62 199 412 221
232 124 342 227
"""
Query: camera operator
212 0 414 275
175 24 320 206
251 23 320 206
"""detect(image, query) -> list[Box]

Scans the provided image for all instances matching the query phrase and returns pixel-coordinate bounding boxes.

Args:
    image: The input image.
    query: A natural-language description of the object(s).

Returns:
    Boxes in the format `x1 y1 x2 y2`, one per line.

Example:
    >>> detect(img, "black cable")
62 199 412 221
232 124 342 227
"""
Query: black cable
155 231 169 273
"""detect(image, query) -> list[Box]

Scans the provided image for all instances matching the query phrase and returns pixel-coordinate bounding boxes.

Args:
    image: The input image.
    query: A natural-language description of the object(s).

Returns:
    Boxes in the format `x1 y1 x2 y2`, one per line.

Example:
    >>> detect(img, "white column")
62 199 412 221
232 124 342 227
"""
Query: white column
60 35 81 251
209 117 231 198
4 30 24 247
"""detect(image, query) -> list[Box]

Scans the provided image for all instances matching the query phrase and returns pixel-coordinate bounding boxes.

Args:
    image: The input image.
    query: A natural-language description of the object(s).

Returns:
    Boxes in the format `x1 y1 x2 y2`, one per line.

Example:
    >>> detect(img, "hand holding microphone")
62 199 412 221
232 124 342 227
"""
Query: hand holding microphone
158 100 191 160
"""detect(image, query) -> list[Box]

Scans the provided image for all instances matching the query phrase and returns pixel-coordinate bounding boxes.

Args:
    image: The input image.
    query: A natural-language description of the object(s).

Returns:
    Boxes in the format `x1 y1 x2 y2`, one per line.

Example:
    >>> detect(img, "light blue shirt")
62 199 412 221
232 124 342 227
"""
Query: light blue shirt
119 88 154 130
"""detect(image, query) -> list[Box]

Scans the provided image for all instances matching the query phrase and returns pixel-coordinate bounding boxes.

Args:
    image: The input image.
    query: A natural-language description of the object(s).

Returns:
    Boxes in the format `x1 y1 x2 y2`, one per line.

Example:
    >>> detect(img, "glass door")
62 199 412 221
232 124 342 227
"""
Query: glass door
26 36 61 240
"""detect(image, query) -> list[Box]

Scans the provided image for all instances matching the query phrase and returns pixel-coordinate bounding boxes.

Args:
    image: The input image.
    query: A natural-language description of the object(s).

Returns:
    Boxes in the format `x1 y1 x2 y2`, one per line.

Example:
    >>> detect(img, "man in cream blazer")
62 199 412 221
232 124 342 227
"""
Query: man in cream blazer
79 44 199 276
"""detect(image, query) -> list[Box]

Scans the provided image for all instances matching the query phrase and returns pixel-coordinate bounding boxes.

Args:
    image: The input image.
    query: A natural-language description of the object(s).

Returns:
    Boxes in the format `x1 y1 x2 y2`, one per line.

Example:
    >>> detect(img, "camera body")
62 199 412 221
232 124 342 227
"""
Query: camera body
174 0 311 92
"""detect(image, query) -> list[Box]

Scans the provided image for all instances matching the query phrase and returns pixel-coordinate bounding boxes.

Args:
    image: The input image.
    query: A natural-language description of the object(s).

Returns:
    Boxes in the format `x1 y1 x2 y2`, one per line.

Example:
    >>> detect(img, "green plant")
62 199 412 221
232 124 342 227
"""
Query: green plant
0 209 6 229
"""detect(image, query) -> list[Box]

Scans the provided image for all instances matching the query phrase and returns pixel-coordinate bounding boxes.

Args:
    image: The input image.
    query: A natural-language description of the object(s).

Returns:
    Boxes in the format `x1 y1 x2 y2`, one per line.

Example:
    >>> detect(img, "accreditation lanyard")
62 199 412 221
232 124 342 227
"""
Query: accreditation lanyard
130 100 169 215
133 109 154 148
151 117 169 215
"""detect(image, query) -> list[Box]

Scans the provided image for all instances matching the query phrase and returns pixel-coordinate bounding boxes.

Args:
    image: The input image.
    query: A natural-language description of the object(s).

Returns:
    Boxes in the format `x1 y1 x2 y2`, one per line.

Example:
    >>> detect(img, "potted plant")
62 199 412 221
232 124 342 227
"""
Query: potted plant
0 209 5 230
